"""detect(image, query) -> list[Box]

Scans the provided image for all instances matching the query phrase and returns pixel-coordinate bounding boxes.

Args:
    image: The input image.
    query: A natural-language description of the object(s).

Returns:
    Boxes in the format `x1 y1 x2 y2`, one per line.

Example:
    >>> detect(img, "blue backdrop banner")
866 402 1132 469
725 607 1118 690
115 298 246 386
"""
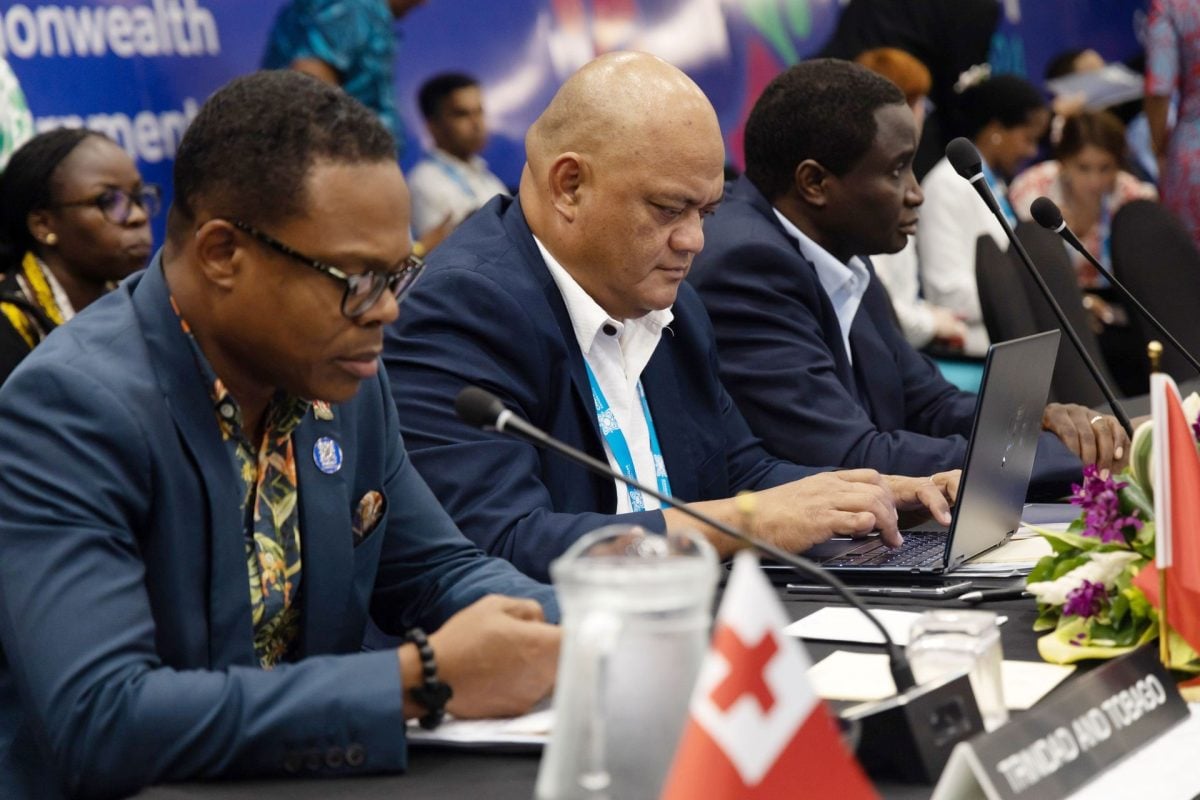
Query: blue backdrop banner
1 0 1145 246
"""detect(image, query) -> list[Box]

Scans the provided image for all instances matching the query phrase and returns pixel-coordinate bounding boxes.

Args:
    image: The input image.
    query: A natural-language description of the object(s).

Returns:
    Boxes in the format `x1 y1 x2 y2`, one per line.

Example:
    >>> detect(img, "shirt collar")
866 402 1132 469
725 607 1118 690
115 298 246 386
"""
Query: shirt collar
771 208 870 296
168 295 310 447
534 235 673 356
432 147 489 174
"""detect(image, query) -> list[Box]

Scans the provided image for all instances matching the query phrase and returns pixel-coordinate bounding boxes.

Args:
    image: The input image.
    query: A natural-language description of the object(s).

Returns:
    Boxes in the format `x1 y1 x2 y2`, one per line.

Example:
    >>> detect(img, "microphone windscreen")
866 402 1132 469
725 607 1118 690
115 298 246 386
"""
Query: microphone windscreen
1030 196 1064 230
946 137 983 180
455 386 507 428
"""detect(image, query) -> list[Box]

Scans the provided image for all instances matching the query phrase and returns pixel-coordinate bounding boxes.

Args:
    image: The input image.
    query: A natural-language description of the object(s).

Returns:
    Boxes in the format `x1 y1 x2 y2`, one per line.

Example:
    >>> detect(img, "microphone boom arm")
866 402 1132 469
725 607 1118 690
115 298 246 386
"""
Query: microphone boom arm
483 401 918 692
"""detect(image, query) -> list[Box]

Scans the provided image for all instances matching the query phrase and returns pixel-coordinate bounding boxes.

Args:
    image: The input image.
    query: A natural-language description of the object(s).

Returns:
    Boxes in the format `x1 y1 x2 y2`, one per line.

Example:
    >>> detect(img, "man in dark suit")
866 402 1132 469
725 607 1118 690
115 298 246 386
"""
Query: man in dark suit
0 71 559 799
689 59 1127 484
384 52 960 583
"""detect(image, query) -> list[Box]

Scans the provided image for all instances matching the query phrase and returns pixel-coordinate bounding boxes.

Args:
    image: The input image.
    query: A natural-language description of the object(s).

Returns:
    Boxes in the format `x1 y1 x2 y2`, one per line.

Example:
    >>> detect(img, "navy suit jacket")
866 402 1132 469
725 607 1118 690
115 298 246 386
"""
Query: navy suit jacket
690 176 1080 489
0 257 556 799
384 195 818 582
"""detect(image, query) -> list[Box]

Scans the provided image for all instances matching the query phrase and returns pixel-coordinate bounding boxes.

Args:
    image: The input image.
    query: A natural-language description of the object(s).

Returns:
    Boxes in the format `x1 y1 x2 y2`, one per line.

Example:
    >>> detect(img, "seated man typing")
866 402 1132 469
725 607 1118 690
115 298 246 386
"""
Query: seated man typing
0 71 559 798
689 59 1126 484
384 52 959 583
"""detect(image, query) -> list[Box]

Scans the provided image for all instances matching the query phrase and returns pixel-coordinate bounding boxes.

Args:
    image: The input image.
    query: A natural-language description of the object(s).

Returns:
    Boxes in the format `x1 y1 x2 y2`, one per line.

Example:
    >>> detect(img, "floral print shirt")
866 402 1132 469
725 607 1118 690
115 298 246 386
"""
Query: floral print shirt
172 298 310 668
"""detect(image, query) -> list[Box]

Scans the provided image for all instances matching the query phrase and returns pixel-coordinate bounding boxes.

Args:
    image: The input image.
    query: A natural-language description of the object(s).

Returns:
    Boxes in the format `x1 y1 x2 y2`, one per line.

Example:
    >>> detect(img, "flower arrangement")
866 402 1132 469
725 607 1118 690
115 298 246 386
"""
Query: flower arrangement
1025 393 1200 671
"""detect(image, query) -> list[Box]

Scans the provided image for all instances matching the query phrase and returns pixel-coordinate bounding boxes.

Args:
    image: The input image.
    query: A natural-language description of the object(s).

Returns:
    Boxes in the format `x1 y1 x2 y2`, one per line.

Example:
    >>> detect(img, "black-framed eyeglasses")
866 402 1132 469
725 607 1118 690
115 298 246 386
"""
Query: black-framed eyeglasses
54 185 161 224
228 219 424 318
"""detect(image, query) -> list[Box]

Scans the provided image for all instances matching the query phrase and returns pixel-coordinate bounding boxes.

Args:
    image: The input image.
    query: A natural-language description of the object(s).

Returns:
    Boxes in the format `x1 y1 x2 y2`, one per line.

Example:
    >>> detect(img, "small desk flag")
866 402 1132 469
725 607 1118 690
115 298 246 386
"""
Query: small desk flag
660 552 877 799
1134 373 1200 653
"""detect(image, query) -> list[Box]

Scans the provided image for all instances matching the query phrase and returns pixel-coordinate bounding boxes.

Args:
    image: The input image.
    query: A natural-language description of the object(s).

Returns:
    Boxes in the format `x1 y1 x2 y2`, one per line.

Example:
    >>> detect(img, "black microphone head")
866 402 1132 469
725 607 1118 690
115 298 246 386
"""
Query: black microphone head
946 137 983 180
455 386 507 429
1030 196 1064 230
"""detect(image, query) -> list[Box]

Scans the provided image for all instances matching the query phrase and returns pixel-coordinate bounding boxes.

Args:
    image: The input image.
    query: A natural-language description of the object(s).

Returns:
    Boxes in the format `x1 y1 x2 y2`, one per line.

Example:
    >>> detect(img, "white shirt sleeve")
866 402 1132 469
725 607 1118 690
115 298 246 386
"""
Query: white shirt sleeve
916 158 1005 356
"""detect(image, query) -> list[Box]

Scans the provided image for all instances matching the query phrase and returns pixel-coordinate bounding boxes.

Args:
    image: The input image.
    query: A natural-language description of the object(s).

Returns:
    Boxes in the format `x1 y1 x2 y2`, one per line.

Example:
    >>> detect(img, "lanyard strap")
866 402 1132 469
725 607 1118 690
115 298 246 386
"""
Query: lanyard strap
583 360 672 511
1097 195 1113 277
981 162 1017 228
433 157 483 202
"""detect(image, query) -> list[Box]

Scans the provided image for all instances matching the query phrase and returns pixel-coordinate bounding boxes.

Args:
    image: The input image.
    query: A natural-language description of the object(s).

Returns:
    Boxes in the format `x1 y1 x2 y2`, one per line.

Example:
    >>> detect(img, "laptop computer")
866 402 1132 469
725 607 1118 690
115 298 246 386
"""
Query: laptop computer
797 329 1061 579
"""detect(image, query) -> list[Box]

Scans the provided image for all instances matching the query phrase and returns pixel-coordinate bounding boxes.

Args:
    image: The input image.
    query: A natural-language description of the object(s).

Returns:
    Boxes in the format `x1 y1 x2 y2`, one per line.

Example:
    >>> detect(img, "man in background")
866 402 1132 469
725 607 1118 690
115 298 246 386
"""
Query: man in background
407 72 509 248
263 0 427 153
689 59 1123 484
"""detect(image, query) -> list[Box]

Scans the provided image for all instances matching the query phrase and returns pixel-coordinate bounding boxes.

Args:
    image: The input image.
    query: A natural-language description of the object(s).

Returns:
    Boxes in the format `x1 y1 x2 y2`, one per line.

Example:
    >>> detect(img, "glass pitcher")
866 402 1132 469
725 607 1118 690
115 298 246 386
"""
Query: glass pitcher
535 524 718 800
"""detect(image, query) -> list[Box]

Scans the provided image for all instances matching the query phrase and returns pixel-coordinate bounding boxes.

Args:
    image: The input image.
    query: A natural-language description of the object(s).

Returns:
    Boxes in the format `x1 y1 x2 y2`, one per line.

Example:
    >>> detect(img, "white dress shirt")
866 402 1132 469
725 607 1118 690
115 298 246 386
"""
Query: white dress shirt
871 238 938 348
407 148 510 237
916 156 1008 356
773 209 870 364
536 237 673 513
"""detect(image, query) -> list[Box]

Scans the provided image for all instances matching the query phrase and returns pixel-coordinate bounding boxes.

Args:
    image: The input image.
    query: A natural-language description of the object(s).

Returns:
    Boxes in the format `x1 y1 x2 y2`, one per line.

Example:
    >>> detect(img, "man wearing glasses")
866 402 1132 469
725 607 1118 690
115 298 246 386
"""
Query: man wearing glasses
0 71 559 798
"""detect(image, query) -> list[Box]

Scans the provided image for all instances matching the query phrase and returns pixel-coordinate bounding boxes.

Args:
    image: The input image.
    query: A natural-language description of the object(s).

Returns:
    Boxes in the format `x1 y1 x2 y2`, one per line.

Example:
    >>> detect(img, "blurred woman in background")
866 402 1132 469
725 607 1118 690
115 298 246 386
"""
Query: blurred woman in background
0 128 156 383
1010 109 1158 395
917 74 1050 355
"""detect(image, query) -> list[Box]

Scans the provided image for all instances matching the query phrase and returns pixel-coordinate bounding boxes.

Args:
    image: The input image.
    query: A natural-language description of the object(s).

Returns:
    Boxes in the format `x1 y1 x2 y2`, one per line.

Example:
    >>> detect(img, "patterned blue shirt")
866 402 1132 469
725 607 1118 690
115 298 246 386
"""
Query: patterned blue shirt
263 0 404 153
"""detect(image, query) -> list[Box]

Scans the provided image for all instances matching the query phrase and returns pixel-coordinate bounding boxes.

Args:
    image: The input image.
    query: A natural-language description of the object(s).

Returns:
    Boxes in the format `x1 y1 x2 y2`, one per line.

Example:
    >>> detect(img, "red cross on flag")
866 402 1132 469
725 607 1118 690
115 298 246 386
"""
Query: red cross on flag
660 552 878 799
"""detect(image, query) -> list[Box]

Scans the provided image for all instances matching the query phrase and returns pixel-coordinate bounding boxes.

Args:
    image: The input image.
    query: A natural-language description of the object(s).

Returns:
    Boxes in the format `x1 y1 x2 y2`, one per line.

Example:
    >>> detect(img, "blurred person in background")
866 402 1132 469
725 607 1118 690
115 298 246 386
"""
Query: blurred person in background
855 47 967 352
263 0 428 156
1009 109 1158 396
0 129 155 383
1145 0 1200 247
0 56 34 172
917 74 1050 356
1010 109 1157 286
406 72 508 256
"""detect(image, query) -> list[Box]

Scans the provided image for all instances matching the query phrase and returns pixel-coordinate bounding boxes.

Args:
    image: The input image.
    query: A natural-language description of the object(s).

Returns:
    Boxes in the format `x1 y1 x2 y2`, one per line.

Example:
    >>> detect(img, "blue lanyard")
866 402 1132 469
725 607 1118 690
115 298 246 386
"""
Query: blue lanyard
1096 195 1113 280
433 157 482 202
583 361 672 511
981 162 1017 228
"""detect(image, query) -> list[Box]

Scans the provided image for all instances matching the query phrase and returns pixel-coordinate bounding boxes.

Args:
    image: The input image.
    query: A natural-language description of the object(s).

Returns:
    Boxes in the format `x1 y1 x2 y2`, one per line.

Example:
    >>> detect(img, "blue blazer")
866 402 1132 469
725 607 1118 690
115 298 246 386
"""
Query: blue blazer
384 195 818 582
690 176 1080 489
0 257 556 799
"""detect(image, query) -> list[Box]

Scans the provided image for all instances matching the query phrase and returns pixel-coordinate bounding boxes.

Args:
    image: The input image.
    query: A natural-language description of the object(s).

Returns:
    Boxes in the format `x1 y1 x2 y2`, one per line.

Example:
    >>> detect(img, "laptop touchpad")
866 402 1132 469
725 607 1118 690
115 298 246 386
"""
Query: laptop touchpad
806 535 878 561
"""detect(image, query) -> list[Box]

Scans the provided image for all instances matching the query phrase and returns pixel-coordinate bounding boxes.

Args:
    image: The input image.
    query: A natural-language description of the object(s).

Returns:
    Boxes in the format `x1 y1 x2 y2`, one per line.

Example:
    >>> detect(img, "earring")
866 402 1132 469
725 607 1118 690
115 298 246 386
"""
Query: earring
990 132 1002 145
44 233 58 245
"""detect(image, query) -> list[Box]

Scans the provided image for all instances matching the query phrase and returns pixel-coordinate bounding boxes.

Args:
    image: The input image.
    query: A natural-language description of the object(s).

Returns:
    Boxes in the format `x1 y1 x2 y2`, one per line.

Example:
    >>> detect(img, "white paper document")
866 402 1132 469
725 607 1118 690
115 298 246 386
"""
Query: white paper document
807 650 1074 708
784 607 924 646
406 707 553 749
784 607 1007 647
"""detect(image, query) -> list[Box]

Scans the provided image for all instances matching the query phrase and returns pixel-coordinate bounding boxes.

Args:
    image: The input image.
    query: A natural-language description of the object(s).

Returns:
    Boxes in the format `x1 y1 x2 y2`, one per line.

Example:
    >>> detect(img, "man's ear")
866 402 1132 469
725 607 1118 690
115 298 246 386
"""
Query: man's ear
793 159 830 208
192 219 241 291
546 152 588 222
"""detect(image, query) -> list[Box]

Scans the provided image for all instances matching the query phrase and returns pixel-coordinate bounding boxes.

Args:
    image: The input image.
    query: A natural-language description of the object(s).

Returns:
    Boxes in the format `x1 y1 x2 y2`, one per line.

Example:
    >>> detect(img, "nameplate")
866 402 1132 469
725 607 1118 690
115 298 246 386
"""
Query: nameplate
932 646 1189 800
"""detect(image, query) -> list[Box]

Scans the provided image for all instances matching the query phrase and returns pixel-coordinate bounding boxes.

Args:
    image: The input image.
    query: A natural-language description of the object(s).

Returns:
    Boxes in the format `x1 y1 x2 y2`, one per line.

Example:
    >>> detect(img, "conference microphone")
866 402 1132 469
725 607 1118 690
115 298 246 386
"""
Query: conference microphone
1030 195 1200 375
456 385 987 782
946 138 1134 435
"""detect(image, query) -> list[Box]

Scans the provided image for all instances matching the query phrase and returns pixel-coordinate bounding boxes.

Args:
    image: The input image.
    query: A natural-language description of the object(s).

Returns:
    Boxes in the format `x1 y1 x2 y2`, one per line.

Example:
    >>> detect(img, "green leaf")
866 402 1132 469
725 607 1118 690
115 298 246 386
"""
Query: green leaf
1033 606 1060 631
1038 616 1156 664
1125 586 1151 619
1109 593 1130 625
1027 554 1059 583
1029 524 1109 553
1051 554 1091 580
1119 478 1154 520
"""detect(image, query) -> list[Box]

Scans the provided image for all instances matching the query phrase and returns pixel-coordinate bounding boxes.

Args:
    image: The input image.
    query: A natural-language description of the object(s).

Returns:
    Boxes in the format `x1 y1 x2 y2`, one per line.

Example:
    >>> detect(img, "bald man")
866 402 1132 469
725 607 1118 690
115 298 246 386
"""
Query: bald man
383 52 958 581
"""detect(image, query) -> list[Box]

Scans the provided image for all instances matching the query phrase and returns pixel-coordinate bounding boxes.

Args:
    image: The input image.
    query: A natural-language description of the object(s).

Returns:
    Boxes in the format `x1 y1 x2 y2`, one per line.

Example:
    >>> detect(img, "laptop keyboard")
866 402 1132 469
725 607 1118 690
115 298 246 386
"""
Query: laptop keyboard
823 531 947 568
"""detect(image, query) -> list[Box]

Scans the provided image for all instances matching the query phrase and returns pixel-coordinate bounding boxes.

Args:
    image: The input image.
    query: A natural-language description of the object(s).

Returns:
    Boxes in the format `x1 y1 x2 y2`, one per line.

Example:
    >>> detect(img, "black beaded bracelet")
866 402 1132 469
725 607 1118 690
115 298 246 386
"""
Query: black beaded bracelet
405 627 453 730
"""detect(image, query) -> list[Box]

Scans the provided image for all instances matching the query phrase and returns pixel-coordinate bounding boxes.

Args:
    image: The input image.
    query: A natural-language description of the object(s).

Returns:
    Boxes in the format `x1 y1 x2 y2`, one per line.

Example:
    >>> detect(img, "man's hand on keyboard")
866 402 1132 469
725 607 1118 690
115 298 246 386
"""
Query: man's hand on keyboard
883 470 960 534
